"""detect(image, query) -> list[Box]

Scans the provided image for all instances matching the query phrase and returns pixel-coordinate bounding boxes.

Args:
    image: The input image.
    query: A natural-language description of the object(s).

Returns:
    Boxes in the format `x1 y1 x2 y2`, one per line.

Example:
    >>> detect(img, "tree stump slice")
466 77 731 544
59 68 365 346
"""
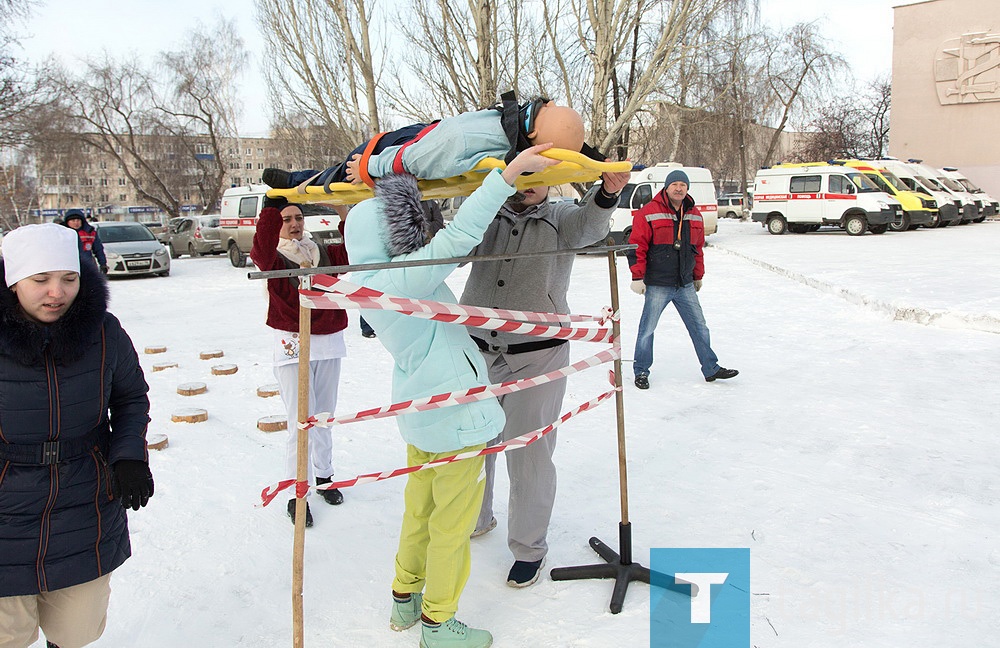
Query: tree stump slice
211 364 238 376
144 346 167 354
256 383 281 398
152 362 179 372
177 382 207 396
199 350 224 360
257 415 287 432
171 408 208 423
146 433 169 451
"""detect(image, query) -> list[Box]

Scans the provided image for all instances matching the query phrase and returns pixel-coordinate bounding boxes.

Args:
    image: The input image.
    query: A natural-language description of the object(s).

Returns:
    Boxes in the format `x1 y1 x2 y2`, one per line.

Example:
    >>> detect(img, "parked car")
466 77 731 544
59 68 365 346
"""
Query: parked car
92 221 170 277
166 215 223 258
718 195 746 219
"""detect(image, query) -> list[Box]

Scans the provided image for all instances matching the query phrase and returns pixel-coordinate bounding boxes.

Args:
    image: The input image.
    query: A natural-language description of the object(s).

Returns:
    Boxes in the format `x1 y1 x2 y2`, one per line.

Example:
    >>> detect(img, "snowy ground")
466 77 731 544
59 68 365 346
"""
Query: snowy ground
49 219 1000 647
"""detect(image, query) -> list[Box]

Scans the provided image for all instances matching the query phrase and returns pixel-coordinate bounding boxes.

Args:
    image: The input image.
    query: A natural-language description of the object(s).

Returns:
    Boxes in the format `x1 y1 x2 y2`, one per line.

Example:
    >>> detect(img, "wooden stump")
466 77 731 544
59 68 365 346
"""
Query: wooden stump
256 383 281 398
257 415 287 432
144 345 167 354
146 433 169 451
199 350 224 360
177 382 207 396
152 362 179 372
171 408 208 423
211 364 238 376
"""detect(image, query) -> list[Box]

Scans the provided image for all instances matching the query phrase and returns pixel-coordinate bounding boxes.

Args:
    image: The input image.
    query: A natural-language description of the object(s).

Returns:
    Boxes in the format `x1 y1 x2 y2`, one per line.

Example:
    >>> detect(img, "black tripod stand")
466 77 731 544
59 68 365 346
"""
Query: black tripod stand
549 244 694 613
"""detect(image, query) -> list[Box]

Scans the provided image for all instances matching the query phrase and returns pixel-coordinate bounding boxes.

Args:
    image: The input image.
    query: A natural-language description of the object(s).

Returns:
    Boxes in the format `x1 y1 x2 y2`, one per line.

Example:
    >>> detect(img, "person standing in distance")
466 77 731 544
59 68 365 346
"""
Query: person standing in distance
62 209 108 274
628 169 738 389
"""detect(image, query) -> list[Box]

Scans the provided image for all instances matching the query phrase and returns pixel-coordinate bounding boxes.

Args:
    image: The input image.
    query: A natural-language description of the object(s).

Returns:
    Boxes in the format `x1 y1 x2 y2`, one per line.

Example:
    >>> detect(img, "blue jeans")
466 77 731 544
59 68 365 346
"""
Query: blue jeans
633 283 721 379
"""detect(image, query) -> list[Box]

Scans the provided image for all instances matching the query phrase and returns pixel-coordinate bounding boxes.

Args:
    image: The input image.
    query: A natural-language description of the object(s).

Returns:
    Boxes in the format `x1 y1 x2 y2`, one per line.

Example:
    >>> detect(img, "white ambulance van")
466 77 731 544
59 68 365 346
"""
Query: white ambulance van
598 163 717 244
875 158 962 227
218 184 343 267
939 167 997 222
751 164 902 235
903 162 980 223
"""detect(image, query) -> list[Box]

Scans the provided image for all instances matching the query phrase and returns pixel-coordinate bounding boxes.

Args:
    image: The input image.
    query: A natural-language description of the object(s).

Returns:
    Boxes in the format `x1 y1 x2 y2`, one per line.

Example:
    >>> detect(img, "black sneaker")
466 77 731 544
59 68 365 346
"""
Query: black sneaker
361 330 377 339
506 558 544 588
287 499 313 527
634 374 649 390
262 168 292 189
316 476 345 505
706 367 739 382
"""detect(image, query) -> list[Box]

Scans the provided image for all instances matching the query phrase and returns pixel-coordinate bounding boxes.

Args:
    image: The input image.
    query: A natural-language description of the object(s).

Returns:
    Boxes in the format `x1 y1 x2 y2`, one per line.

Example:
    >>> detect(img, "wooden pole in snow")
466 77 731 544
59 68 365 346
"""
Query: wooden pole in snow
292 268 312 648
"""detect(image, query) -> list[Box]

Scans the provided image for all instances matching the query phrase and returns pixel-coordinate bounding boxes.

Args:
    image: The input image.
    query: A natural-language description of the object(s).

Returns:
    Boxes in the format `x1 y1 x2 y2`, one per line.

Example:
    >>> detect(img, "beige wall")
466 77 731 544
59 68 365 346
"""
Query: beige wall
890 0 1000 195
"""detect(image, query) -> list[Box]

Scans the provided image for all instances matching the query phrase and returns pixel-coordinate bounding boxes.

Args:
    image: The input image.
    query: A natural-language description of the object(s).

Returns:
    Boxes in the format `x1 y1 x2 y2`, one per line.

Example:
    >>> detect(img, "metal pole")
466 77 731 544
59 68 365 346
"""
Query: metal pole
292 270 312 648
247 244 636 281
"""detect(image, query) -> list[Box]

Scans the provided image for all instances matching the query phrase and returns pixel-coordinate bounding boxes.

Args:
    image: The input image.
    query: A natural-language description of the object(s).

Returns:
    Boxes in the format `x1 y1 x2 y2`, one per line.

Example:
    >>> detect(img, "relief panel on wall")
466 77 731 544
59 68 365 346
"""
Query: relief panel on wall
935 31 1000 104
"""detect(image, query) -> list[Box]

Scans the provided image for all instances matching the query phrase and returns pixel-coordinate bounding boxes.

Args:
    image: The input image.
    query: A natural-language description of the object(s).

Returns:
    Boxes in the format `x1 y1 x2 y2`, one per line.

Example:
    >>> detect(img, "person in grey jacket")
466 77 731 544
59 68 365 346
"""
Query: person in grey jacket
460 166 629 588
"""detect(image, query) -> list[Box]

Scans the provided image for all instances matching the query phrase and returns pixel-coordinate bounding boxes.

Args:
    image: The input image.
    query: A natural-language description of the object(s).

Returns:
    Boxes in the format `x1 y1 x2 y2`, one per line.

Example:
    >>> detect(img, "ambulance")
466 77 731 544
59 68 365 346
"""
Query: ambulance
218 184 343 267
874 158 962 227
832 160 936 231
598 163 718 244
939 167 997 222
751 164 902 235
905 161 980 223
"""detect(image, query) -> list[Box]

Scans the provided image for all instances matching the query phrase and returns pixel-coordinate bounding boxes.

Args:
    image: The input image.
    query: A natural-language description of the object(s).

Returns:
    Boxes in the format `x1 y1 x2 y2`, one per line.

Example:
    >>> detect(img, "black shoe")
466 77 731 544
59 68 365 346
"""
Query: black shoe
706 367 739 382
47 642 61 648
287 499 313 527
361 330 377 339
507 558 545 588
634 374 649 390
262 168 292 189
316 477 345 505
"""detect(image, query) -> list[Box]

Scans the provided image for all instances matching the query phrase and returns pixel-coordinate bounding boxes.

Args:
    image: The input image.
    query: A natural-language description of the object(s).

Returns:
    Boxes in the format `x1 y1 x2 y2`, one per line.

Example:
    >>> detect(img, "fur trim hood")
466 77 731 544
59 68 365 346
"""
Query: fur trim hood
374 173 444 257
0 259 109 366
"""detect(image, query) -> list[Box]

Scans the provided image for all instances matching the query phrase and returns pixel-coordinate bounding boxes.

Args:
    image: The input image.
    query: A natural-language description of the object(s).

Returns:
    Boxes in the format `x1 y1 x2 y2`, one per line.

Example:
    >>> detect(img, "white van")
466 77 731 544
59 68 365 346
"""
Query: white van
751 165 902 235
218 184 343 267
903 162 980 223
939 167 997 222
597 163 718 244
875 158 962 227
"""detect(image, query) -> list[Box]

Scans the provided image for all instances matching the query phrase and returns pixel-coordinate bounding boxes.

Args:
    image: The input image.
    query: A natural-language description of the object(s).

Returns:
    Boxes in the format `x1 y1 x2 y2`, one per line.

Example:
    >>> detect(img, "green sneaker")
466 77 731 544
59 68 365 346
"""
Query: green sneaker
389 592 422 631
419 616 493 648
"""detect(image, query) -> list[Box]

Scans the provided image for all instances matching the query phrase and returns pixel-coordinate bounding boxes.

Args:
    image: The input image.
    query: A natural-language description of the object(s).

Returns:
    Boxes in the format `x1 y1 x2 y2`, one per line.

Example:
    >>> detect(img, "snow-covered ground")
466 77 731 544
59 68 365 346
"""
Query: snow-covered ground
52 220 999 647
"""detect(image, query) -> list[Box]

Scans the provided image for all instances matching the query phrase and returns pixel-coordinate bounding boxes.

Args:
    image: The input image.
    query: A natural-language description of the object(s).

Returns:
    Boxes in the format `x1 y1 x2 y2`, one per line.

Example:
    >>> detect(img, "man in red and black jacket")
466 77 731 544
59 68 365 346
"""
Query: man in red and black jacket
250 196 349 526
626 169 738 389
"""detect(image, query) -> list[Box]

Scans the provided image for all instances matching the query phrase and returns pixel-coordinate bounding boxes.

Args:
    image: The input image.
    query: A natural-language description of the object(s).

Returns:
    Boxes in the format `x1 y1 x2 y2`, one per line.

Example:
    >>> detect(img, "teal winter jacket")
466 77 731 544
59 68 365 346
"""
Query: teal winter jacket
344 170 516 453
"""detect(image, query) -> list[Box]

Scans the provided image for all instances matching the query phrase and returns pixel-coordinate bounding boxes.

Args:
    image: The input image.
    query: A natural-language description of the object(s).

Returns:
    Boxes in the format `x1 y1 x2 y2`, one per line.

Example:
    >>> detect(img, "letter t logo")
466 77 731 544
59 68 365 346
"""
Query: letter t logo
675 572 729 623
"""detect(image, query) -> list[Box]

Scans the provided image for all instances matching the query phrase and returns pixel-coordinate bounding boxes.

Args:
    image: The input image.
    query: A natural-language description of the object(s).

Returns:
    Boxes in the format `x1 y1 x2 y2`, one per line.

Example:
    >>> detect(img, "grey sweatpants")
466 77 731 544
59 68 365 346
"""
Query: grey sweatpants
475 343 569 562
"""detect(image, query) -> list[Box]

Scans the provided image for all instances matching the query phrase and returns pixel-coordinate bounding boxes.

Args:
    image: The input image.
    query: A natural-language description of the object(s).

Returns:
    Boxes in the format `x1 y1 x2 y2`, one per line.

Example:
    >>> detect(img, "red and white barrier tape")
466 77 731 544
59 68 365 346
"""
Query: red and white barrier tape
299 346 619 430
260 387 617 507
306 275 616 325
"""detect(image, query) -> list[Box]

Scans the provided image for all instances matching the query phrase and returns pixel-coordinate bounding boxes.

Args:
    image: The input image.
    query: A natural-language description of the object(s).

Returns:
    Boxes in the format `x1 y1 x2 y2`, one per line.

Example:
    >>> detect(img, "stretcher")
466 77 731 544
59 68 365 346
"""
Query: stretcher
264 149 633 205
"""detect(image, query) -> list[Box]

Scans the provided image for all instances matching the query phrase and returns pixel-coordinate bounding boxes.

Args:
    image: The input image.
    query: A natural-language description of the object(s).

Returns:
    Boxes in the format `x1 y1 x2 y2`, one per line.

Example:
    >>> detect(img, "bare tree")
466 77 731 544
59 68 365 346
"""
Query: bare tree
255 0 382 163
791 76 892 162
0 0 40 147
35 19 248 219
760 21 846 165
0 149 38 229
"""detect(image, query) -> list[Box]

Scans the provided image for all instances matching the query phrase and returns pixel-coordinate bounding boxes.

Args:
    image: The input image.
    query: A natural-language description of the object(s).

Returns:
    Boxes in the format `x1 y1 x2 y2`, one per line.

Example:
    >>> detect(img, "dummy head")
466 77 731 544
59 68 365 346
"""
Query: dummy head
527 102 585 152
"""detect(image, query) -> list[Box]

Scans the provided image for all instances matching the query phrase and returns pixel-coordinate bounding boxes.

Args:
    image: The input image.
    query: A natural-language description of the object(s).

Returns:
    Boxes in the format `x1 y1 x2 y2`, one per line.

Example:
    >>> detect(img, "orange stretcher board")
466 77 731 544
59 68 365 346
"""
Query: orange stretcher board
265 149 633 206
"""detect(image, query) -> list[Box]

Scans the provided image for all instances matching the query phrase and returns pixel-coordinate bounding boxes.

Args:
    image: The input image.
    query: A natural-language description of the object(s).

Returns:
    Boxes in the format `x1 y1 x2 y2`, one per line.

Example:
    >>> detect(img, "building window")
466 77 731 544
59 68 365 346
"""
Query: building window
100 178 108 186
84 194 91 202
118 178 126 186
100 194 108 202
245 162 252 170
257 148 264 156
232 176 241 186
257 162 264 169
119 194 127 201
99 161 107 170
245 148 252 155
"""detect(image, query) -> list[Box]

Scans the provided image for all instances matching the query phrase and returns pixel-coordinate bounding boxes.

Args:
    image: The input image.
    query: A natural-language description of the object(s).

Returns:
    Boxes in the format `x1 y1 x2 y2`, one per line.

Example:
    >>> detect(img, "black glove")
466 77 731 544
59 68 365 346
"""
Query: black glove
262 195 288 211
112 460 154 511
100 265 109 274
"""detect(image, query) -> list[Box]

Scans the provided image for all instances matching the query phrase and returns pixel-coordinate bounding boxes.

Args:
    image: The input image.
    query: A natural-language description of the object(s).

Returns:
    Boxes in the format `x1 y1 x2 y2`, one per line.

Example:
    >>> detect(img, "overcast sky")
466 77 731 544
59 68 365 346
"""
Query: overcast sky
15 0 914 135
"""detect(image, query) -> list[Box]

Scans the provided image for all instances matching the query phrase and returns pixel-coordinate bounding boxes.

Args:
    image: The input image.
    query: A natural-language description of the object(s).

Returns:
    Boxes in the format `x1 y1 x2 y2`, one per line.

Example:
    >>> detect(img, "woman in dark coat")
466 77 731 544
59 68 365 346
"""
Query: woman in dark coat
0 223 153 648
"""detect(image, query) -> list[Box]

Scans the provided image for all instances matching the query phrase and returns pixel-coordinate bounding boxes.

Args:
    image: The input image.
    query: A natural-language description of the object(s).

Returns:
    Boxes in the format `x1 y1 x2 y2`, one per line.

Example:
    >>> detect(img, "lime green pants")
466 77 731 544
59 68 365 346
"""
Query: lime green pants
392 443 486 623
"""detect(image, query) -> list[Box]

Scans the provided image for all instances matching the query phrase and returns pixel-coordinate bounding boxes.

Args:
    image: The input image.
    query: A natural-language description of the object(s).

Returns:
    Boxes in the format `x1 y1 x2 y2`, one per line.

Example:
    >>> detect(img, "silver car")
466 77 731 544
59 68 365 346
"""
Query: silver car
166 215 223 258
93 221 171 277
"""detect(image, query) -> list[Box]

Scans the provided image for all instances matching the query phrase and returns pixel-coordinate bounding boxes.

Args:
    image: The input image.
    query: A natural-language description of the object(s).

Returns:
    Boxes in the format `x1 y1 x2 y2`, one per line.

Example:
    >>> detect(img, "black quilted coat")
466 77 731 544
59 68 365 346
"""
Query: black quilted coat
0 259 150 596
